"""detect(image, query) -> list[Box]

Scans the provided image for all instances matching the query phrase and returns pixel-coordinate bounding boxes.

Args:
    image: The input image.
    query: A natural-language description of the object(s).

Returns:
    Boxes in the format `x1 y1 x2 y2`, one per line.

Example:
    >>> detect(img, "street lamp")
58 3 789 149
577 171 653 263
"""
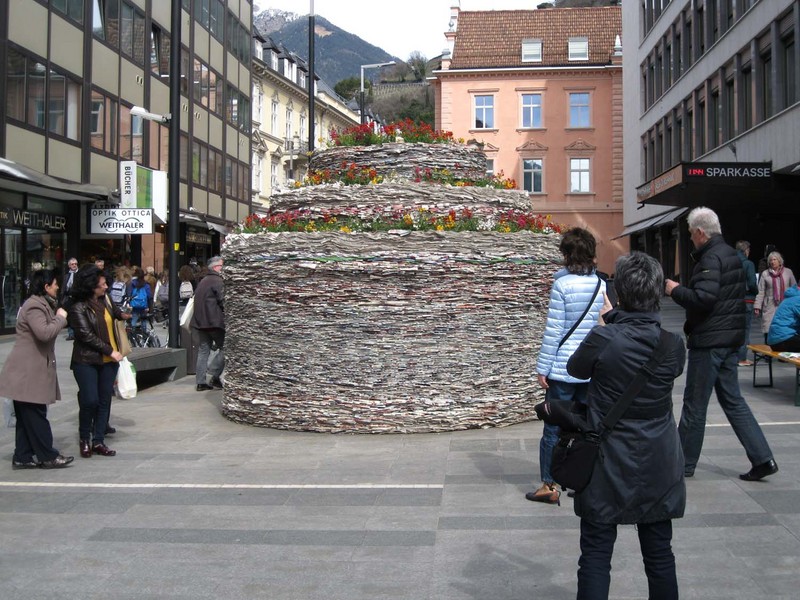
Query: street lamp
360 61 396 124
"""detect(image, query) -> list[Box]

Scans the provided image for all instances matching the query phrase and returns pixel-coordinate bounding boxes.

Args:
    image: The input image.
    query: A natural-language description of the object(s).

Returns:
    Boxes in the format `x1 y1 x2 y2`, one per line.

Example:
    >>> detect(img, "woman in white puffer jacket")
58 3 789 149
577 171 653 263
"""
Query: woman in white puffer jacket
527 228 606 505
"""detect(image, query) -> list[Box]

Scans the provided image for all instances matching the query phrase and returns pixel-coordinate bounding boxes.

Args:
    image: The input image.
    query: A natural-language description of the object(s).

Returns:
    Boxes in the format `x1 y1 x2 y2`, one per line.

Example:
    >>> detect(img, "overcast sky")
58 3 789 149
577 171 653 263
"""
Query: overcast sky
254 1 541 60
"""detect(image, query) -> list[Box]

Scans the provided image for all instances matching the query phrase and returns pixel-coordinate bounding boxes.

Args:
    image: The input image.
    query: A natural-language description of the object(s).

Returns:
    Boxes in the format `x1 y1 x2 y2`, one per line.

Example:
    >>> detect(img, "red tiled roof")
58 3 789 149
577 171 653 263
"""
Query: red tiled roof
450 7 622 70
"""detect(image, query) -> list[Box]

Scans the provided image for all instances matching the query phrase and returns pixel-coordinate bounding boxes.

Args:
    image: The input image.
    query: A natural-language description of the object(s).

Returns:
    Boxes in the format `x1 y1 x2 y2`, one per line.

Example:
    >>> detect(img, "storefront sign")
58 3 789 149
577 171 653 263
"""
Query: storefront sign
637 165 683 203
89 207 153 234
119 161 168 223
186 231 212 245
0 205 67 231
683 162 772 180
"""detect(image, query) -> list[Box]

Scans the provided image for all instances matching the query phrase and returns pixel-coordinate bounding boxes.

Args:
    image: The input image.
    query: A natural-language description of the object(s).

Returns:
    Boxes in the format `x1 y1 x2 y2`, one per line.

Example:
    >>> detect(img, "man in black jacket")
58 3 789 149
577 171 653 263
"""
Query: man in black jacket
666 207 777 481
191 256 225 391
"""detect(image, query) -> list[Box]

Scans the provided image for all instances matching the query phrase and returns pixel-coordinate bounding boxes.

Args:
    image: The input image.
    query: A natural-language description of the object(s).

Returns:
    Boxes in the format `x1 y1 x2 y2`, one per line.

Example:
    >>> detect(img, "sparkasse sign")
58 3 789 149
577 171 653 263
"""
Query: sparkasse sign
90 207 153 234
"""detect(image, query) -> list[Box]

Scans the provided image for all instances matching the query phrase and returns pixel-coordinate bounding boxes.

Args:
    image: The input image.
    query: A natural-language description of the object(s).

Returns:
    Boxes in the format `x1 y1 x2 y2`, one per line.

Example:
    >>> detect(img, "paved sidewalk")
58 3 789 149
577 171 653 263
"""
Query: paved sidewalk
1 300 799 599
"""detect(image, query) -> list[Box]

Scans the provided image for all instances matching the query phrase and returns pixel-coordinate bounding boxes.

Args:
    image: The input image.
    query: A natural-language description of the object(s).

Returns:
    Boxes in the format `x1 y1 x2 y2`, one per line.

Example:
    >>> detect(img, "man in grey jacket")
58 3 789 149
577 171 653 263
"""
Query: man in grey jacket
191 256 225 391
665 207 777 481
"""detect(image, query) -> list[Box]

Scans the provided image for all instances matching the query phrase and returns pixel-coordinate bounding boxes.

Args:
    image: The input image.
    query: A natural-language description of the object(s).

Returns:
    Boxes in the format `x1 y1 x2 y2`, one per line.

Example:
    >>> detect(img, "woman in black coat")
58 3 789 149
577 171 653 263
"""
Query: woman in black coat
566 252 686 600
67 264 127 459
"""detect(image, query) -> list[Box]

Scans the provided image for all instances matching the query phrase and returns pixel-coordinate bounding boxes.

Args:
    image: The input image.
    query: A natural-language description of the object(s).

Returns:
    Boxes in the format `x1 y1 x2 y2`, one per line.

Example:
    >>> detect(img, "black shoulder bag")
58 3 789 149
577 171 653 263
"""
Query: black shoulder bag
551 329 672 493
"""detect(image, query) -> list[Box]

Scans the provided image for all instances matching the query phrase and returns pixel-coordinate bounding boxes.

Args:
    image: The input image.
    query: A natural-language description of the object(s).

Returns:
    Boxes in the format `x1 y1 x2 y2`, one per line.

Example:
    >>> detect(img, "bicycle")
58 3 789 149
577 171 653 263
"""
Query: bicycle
126 312 163 348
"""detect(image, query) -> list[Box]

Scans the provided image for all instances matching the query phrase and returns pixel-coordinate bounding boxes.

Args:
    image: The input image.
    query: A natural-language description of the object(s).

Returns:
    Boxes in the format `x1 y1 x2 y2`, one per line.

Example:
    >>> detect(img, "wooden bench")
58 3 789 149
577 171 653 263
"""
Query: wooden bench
747 344 800 406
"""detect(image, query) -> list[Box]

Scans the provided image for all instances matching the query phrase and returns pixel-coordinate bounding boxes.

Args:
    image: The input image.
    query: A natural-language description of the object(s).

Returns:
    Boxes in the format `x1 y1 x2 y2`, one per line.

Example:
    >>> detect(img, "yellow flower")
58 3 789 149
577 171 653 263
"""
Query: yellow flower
436 224 444 231
339 226 352 233
305 222 317 232
403 214 414 225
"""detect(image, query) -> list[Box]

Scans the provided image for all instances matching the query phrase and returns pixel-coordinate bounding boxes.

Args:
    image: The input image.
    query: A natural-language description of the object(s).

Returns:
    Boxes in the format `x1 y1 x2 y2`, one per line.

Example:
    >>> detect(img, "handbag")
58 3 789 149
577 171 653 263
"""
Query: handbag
550 329 672 493
558 277 602 349
116 357 138 399
114 319 132 357
179 296 195 328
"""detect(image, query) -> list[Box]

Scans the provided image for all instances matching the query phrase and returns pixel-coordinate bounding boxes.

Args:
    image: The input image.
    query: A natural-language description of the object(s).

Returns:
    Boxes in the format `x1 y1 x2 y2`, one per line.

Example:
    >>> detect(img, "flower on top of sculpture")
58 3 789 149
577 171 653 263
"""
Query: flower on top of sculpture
328 119 456 147
237 209 564 235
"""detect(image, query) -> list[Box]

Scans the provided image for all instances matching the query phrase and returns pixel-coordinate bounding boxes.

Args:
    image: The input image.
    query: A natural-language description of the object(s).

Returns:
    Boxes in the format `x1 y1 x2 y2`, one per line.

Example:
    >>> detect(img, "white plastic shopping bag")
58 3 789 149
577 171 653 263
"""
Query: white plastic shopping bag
179 296 195 328
116 357 138 399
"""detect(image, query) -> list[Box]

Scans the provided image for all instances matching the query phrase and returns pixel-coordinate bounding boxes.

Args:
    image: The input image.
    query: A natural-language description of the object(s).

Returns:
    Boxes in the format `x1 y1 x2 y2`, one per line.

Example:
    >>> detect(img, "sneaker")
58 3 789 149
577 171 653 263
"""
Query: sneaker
738 360 753 367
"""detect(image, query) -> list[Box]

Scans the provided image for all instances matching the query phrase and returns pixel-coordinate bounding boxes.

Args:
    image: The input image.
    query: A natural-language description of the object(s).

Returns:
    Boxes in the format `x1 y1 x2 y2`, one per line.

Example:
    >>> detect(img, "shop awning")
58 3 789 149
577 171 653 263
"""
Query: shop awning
612 207 688 239
0 157 112 202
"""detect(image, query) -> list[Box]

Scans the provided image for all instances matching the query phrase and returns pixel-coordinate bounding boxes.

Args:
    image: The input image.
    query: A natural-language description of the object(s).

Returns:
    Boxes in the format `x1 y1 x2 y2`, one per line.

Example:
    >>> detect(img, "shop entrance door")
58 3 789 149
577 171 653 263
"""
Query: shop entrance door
0 228 24 334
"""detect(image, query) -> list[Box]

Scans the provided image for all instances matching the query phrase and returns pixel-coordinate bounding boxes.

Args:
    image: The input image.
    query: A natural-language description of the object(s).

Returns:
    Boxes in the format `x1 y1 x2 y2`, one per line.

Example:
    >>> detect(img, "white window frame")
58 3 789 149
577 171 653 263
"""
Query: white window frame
569 92 591 128
522 39 542 63
474 94 494 129
568 37 589 61
270 100 278 135
486 159 494 177
570 158 591 193
523 158 543 193
285 108 292 140
521 93 542 128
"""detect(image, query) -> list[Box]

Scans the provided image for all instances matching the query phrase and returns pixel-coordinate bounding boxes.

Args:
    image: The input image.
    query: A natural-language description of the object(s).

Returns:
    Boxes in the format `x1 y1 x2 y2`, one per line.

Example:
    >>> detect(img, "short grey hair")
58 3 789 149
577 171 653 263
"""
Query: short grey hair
207 255 223 268
613 252 664 313
767 251 784 267
687 206 722 237
735 240 750 253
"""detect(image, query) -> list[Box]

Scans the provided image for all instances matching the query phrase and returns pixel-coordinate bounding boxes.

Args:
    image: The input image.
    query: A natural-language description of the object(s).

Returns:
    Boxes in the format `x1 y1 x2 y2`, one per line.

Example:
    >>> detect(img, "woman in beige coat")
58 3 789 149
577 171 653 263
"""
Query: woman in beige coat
0 269 74 469
754 251 797 338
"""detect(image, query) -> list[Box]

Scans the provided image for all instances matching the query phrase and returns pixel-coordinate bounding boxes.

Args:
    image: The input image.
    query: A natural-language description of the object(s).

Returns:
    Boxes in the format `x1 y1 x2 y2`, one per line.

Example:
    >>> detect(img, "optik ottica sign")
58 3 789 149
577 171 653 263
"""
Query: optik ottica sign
89 206 153 234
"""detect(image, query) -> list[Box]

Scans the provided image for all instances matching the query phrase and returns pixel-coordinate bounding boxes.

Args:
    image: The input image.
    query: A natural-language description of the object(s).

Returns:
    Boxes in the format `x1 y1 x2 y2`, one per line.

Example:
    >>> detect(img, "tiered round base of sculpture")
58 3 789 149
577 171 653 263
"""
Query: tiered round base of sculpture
221 143 561 433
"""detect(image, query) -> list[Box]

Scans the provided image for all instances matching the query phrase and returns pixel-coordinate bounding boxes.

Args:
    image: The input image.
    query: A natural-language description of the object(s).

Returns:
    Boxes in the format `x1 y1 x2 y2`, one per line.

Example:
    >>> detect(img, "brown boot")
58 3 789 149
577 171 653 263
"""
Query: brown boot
525 483 561 505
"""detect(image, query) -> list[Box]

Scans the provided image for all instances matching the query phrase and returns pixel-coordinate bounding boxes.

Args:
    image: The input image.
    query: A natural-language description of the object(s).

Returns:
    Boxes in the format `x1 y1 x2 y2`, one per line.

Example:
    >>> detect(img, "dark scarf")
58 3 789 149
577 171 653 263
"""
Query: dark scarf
44 294 59 313
769 266 786 306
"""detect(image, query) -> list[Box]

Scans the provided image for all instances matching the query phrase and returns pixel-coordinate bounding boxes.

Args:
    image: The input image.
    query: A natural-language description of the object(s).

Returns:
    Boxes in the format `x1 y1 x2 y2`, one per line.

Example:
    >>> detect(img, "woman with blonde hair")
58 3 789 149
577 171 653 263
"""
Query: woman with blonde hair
754 251 797 340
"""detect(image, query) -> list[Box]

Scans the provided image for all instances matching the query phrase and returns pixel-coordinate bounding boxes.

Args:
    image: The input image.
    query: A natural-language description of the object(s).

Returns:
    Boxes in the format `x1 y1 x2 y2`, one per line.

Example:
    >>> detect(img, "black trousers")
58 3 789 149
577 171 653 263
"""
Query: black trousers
577 519 678 600
770 334 800 352
13 401 59 463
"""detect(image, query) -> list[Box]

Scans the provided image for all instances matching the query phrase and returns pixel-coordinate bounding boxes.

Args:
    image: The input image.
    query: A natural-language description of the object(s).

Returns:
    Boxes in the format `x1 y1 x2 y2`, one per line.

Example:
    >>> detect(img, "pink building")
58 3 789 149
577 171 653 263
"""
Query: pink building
432 5 625 273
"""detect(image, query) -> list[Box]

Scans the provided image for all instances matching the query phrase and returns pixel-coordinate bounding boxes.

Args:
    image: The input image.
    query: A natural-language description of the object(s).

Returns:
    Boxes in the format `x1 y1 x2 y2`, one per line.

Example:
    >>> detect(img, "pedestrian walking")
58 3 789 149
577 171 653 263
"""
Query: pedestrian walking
735 241 758 366
191 256 225 392
666 207 777 481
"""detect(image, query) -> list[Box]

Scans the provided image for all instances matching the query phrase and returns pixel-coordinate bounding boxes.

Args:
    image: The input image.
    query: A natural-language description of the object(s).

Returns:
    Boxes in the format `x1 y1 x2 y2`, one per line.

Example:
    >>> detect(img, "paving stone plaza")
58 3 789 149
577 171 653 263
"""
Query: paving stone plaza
1 299 799 599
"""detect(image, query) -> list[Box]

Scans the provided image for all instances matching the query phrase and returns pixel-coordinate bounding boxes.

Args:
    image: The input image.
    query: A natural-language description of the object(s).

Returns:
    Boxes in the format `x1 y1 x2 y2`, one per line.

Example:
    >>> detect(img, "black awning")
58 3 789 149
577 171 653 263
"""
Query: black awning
612 207 687 239
0 158 112 202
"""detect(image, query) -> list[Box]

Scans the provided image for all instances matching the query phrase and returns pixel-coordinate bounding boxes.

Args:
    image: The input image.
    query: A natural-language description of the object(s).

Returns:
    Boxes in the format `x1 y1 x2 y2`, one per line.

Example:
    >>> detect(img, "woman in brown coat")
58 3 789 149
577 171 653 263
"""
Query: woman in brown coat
0 270 74 469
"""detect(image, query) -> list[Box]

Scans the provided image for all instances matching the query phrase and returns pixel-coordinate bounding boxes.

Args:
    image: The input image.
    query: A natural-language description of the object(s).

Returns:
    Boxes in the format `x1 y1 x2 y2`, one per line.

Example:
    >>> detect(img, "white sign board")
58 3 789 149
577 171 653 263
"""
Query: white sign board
120 161 137 208
90 207 153 234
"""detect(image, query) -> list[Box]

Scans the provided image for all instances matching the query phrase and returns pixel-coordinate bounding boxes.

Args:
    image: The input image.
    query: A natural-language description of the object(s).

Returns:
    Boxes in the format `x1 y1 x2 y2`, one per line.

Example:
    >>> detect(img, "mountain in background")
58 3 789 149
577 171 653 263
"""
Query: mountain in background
254 9 398 86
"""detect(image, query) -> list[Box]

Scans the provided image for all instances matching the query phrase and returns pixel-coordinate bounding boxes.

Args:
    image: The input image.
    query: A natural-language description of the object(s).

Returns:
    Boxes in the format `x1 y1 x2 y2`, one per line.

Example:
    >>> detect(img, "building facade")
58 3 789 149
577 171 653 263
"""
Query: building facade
622 0 800 280
0 0 252 334
251 34 359 212
431 5 624 273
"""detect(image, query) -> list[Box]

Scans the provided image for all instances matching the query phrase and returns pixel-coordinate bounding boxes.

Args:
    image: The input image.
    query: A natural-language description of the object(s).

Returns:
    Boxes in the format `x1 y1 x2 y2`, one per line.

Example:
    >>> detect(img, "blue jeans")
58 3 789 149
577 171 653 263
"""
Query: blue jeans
72 362 119 444
577 519 678 600
131 310 149 333
195 328 225 386
737 303 754 361
679 347 773 474
539 379 588 484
